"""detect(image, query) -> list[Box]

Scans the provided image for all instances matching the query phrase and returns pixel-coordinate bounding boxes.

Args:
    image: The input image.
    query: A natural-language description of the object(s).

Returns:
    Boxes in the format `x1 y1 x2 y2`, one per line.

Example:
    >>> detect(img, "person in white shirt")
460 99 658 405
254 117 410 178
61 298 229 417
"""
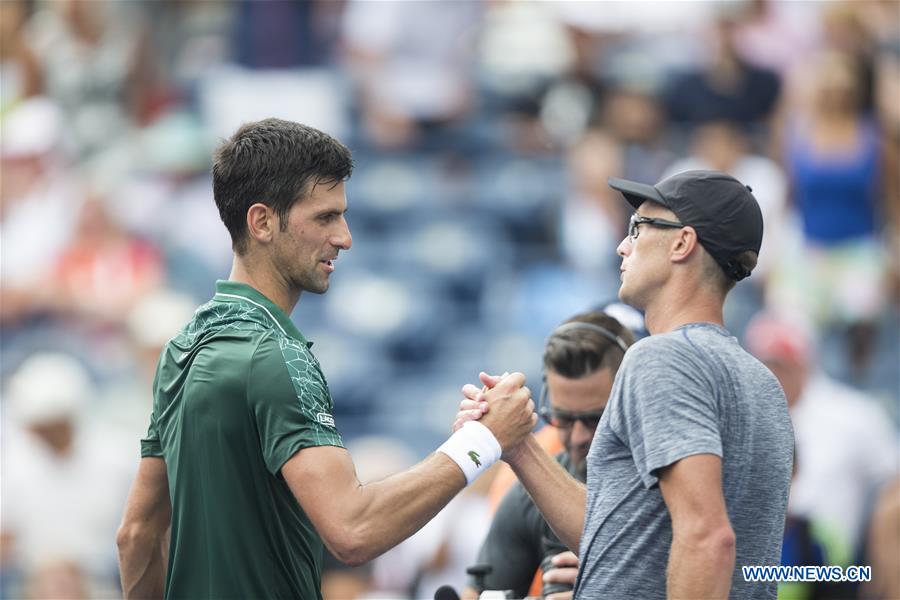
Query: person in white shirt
745 312 898 551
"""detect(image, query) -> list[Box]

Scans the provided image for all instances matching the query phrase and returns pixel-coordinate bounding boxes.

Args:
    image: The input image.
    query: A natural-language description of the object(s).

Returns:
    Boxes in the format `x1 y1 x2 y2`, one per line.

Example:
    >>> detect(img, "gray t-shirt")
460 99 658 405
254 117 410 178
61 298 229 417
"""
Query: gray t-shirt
574 323 793 600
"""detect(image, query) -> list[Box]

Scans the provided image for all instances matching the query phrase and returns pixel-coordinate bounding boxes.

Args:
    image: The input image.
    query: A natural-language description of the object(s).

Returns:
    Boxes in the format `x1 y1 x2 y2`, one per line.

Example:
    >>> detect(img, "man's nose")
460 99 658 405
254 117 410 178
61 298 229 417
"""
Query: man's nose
334 222 352 250
616 236 631 257
571 419 596 445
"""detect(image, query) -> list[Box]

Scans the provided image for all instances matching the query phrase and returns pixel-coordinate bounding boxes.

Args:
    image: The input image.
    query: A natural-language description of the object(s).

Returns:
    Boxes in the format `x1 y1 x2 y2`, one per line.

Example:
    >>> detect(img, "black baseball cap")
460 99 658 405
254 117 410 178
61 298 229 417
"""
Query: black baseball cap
608 170 763 281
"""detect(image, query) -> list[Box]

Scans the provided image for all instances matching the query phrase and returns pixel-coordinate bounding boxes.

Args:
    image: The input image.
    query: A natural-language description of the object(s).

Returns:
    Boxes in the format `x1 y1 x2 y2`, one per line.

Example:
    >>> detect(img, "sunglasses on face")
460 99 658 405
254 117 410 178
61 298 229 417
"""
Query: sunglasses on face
539 406 605 430
538 384 605 429
628 213 685 240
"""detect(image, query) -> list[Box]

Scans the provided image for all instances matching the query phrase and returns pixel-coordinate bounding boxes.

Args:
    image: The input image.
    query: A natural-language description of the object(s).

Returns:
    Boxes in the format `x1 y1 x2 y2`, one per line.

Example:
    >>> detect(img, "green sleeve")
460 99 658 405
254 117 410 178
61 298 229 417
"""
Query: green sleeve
140 366 163 457
248 333 344 475
139 414 163 457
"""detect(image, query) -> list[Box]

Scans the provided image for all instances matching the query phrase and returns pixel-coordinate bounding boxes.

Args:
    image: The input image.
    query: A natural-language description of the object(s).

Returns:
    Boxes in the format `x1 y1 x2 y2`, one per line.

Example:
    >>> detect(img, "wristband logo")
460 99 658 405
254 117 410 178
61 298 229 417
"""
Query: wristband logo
468 450 482 468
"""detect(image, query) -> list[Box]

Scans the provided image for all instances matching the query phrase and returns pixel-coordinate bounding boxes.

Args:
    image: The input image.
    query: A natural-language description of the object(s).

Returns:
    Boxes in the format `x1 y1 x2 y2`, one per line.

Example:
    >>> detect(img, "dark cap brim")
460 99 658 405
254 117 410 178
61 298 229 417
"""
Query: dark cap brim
608 176 668 210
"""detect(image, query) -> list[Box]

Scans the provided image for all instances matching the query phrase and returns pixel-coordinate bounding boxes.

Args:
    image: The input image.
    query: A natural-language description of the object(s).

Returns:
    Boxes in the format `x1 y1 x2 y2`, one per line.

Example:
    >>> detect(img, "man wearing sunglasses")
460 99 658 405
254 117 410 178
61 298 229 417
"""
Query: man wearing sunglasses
459 170 794 600
461 311 634 599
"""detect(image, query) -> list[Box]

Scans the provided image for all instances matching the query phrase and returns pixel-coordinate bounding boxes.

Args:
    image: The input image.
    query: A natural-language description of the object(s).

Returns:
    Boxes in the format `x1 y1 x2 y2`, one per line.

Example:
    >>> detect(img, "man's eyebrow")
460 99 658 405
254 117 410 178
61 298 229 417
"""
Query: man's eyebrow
316 207 348 217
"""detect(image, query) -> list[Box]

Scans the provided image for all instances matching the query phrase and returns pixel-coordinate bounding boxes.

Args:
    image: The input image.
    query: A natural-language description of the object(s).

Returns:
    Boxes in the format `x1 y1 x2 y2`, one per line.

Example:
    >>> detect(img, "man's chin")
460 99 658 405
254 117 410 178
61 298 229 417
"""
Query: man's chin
617 286 642 311
297 275 329 295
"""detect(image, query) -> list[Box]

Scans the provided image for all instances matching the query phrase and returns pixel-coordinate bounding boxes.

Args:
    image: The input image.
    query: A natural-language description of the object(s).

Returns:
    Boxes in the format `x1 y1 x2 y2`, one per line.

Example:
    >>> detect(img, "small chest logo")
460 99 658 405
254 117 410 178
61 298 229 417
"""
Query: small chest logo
316 412 335 427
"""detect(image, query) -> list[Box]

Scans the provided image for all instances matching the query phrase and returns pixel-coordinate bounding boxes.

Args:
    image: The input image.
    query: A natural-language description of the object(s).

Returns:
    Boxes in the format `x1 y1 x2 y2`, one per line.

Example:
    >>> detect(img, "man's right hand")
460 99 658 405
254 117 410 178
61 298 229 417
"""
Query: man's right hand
543 551 580 600
453 372 504 432
473 372 536 456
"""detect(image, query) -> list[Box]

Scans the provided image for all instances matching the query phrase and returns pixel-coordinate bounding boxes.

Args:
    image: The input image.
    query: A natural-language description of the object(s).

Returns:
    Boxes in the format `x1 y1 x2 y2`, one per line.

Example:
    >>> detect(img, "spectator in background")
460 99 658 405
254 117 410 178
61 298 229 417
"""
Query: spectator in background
820 2 879 113
600 84 674 185
860 477 900 600
233 0 341 69
663 121 787 283
23 0 156 155
1 353 133 598
560 129 626 281
340 0 482 150
731 0 824 79
0 0 42 112
50 194 164 327
96 289 199 443
779 456 856 600
0 98 82 327
744 313 898 554
663 15 780 129
769 50 887 378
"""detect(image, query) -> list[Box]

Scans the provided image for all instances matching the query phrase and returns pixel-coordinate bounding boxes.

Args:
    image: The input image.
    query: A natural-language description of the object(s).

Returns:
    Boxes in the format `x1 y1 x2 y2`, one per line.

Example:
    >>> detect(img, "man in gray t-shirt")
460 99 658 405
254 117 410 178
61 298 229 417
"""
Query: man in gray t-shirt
575 323 793 599
460 170 794 599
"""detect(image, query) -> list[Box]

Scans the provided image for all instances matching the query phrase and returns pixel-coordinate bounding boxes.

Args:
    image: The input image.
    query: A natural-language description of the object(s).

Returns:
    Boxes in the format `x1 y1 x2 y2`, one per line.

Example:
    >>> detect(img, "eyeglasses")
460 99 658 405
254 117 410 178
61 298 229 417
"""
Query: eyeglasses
539 405 605 430
628 213 685 240
538 384 604 430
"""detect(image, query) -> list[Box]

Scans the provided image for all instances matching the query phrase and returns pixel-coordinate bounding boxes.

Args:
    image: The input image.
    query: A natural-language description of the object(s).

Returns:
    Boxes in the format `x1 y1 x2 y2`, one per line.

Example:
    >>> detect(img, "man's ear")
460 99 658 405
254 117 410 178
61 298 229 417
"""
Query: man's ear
246 203 276 245
670 226 700 265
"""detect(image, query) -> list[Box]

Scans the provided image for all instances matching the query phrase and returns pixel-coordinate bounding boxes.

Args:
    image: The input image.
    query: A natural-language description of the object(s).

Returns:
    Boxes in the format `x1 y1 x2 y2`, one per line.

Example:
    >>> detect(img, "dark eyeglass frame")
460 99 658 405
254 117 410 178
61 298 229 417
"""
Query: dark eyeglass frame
628 213 685 240
538 384 605 430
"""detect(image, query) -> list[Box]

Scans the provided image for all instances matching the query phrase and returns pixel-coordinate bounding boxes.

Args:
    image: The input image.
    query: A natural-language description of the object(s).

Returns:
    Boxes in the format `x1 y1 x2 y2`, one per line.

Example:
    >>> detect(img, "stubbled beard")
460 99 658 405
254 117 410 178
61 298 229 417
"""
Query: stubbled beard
288 262 329 295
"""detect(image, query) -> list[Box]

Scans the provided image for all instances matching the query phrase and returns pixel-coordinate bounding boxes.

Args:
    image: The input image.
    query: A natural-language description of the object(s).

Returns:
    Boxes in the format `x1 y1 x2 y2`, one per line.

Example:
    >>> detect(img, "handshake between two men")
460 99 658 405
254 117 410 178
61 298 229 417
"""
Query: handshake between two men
453 372 536 458
445 371 581 600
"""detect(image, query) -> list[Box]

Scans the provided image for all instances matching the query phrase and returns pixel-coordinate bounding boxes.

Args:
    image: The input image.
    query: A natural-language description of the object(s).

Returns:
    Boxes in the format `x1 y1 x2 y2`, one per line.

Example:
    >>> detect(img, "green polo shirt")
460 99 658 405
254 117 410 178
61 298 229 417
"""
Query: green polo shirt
141 280 343 600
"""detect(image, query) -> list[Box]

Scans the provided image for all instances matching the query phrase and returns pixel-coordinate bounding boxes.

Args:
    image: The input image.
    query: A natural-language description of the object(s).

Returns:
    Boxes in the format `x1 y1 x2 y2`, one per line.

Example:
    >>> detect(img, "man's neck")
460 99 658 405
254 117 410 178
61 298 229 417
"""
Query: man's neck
228 256 300 316
642 283 725 335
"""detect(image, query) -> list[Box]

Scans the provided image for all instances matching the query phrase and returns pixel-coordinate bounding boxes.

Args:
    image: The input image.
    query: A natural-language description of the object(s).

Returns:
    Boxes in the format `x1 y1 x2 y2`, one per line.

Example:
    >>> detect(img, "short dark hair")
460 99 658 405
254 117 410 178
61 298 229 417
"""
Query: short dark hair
543 311 635 378
704 249 758 294
212 118 353 254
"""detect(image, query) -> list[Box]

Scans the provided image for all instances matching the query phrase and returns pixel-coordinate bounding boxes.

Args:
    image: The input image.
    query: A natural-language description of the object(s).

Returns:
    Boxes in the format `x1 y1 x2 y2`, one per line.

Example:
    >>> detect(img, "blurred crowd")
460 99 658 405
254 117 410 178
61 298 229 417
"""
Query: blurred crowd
1 1 898 598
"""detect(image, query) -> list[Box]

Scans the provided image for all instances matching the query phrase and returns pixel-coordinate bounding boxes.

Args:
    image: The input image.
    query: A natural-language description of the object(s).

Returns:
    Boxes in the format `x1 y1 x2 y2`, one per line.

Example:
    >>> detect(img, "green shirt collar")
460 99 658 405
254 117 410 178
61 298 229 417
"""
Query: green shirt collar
213 280 311 346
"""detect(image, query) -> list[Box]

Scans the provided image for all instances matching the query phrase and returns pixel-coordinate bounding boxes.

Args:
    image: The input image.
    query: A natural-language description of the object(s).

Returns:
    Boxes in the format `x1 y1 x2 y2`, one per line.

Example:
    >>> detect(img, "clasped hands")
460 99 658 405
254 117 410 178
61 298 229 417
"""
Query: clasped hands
453 371 537 459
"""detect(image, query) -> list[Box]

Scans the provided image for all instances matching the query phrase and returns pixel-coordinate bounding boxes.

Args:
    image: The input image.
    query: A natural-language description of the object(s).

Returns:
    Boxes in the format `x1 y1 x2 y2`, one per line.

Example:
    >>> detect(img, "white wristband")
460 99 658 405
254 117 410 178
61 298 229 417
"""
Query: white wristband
437 421 502 485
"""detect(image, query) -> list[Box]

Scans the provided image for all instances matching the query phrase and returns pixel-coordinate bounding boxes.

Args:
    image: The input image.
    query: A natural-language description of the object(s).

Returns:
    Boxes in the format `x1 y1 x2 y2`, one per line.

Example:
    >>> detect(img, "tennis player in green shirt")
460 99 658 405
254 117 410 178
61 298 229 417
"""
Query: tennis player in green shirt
116 118 537 600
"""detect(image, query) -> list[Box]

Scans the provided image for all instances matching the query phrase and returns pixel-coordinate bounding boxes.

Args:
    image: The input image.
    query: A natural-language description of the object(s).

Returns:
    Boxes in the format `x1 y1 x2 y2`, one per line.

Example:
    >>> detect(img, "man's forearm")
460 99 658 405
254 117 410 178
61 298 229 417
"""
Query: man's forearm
666 529 735 599
336 453 467 564
505 436 586 551
118 527 169 599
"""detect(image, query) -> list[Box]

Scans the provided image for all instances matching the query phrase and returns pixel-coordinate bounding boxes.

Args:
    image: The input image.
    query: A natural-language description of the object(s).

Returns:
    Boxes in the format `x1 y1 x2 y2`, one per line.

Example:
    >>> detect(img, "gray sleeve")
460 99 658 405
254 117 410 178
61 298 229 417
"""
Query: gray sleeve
609 335 723 489
469 483 543 598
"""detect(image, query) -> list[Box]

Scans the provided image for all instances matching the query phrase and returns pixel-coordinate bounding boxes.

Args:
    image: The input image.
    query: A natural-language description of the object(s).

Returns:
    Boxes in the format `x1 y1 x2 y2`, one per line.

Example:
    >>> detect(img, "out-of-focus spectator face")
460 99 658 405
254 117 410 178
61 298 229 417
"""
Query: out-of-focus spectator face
744 314 813 407
545 367 614 470
812 52 861 114
57 0 105 39
27 420 75 457
7 352 91 455
690 121 747 172
0 98 64 208
603 90 664 144
568 129 623 196
821 4 869 57
0 0 26 54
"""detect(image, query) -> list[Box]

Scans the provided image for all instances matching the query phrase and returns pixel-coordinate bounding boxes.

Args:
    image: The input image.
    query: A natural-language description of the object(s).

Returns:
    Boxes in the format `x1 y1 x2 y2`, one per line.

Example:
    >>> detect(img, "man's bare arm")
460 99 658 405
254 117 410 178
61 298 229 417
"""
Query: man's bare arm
283 373 537 566
504 435 587 552
659 453 735 600
117 457 171 600
457 375 585 551
283 446 466 565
